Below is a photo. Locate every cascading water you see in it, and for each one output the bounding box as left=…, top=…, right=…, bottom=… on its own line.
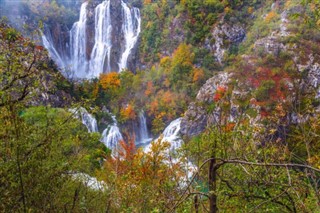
left=70, top=1, right=89, bottom=78
left=89, top=0, right=112, bottom=76
left=101, top=116, right=123, bottom=149
left=118, top=2, right=141, bottom=71
left=43, top=0, right=141, bottom=79
left=144, top=118, right=183, bottom=152
left=70, top=107, right=99, bottom=133
left=42, top=33, right=66, bottom=70
left=136, top=111, right=152, bottom=145
left=162, top=118, right=183, bottom=150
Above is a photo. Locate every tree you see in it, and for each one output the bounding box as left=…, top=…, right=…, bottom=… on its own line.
left=100, top=138, right=186, bottom=212
left=171, top=77, right=320, bottom=212
left=0, top=23, right=109, bottom=212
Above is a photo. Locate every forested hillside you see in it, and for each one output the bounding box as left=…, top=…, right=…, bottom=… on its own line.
left=1, top=0, right=320, bottom=212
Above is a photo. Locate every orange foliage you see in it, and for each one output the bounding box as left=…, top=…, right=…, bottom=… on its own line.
left=224, top=122, right=236, bottom=132
left=149, top=100, right=159, bottom=116
left=145, top=81, right=155, bottom=96
left=99, top=72, right=120, bottom=90
left=103, top=137, right=183, bottom=187
left=265, top=11, right=277, bottom=22
left=214, top=86, right=227, bottom=102
left=144, top=0, right=152, bottom=5
left=118, top=138, right=136, bottom=163
left=120, top=104, right=136, bottom=121
left=162, top=90, right=174, bottom=105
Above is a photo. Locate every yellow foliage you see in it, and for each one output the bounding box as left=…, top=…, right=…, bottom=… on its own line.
left=160, top=56, right=171, bottom=68
left=146, top=21, right=153, bottom=28
left=248, top=7, right=254, bottom=14
left=171, top=43, right=194, bottom=68
left=192, top=68, right=205, bottom=83
left=99, top=72, right=120, bottom=90
left=93, top=83, right=99, bottom=98
left=180, top=0, right=187, bottom=7
left=163, top=78, right=171, bottom=88
left=224, top=6, right=231, bottom=14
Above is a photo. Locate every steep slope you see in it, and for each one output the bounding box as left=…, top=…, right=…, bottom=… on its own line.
left=181, top=1, right=320, bottom=143
left=0, top=21, right=73, bottom=107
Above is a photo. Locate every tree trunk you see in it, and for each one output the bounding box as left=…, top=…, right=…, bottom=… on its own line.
left=194, top=194, right=199, bottom=213
left=209, top=157, right=217, bottom=213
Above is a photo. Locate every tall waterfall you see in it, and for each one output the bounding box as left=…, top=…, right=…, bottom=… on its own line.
left=101, top=116, right=123, bottom=149
left=118, top=2, right=141, bottom=71
left=89, top=0, right=113, bottom=76
left=43, top=0, right=141, bottom=79
left=70, top=1, right=89, bottom=78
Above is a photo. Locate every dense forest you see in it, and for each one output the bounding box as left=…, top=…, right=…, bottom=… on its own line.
left=1, top=0, right=320, bottom=212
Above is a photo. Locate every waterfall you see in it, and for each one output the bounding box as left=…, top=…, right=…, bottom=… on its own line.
left=89, top=0, right=112, bottom=76
left=162, top=118, right=183, bottom=150
left=101, top=116, right=123, bottom=149
left=144, top=118, right=183, bottom=152
left=42, top=0, right=141, bottom=79
left=70, top=107, right=99, bottom=133
left=72, top=172, right=106, bottom=190
left=136, top=111, right=152, bottom=145
left=42, top=33, right=66, bottom=70
left=70, top=1, right=89, bottom=78
left=118, top=2, right=141, bottom=71
left=81, top=110, right=99, bottom=133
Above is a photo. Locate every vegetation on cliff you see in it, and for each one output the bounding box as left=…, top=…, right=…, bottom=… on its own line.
left=1, top=0, right=320, bottom=212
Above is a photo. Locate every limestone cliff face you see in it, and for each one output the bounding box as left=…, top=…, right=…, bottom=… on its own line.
left=181, top=4, right=320, bottom=139
left=205, top=21, right=246, bottom=64
left=181, top=73, right=231, bottom=137
left=109, top=0, right=124, bottom=72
